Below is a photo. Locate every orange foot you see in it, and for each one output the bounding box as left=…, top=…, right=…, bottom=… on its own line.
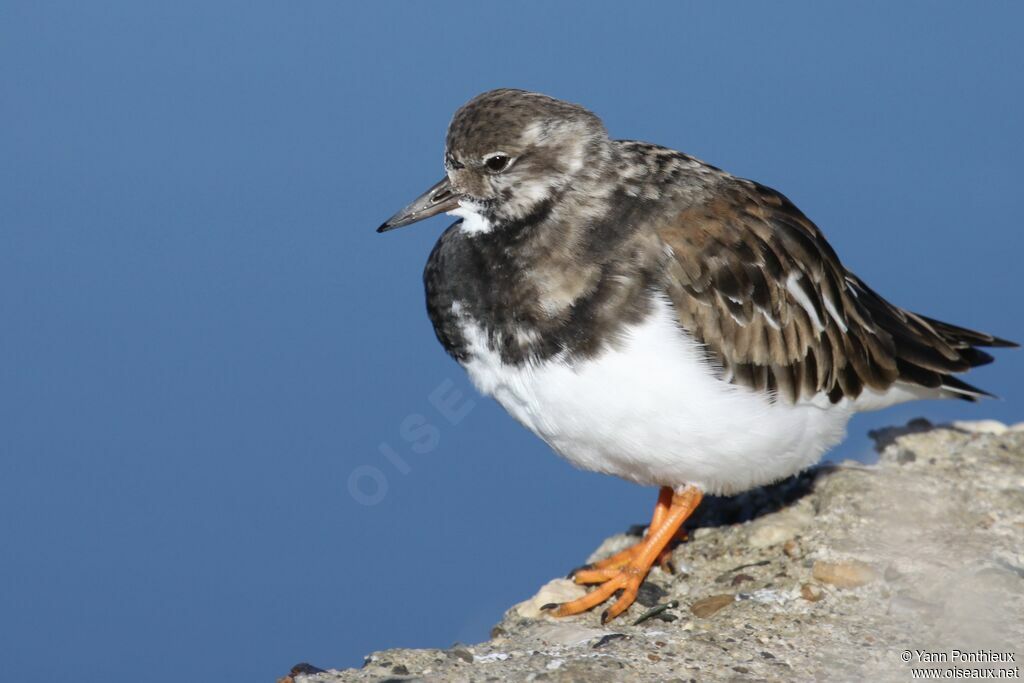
left=555, top=485, right=703, bottom=623
left=570, top=487, right=682, bottom=583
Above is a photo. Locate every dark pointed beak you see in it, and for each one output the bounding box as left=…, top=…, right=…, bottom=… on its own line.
left=376, top=177, right=461, bottom=233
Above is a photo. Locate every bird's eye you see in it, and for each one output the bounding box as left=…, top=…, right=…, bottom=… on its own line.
left=484, top=154, right=512, bottom=173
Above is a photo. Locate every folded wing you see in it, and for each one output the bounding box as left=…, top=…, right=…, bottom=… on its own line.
left=657, top=179, right=1015, bottom=404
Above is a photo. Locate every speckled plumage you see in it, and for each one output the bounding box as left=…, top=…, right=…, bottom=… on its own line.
left=419, top=90, right=1012, bottom=403
left=380, top=88, right=1015, bottom=493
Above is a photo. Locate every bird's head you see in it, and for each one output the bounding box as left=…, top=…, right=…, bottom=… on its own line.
left=378, top=89, right=611, bottom=234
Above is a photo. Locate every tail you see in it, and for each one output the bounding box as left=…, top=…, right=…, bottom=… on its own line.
left=850, top=277, right=1018, bottom=401
left=910, top=314, right=1017, bottom=400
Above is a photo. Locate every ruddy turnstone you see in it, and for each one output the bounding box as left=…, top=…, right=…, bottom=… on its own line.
left=376, top=89, right=1016, bottom=623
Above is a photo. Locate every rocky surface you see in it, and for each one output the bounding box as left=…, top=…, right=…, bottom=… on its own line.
left=288, top=420, right=1024, bottom=682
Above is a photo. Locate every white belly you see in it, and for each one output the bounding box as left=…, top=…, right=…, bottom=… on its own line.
left=456, top=296, right=859, bottom=495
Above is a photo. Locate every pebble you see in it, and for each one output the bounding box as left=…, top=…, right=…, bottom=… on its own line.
left=690, top=594, right=735, bottom=617
left=749, top=524, right=796, bottom=548
left=800, top=583, right=825, bottom=602
left=812, top=560, right=877, bottom=589
left=896, top=448, right=917, bottom=465
left=514, top=578, right=586, bottom=619
left=636, top=580, right=668, bottom=607
left=748, top=508, right=813, bottom=548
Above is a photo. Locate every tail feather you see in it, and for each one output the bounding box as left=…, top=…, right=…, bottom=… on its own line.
left=913, top=315, right=1015, bottom=402
left=938, top=374, right=997, bottom=402
left=917, top=314, right=1019, bottom=349
left=851, top=277, right=1016, bottom=402
left=957, top=347, right=996, bottom=368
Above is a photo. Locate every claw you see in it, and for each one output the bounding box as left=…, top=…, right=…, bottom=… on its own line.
left=550, top=486, right=704, bottom=624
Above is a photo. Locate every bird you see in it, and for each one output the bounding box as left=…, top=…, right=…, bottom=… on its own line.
left=376, top=89, right=1016, bottom=623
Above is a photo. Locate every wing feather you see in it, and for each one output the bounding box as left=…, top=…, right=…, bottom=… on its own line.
left=658, top=179, right=1011, bottom=403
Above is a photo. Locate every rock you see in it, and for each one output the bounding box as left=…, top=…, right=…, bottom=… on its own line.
left=812, top=560, right=878, bottom=589
left=748, top=524, right=793, bottom=548
left=513, top=578, right=586, bottom=619
left=888, top=593, right=942, bottom=618
left=525, top=622, right=609, bottom=647
left=896, top=448, right=917, bottom=464
left=949, top=419, right=1008, bottom=434
left=730, top=572, right=755, bottom=586
left=635, top=580, right=668, bottom=607
left=800, top=583, right=825, bottom=602
left=747, top=505, right=812, bottom=547
left=295, top=423, right=1024, bottom=682
left=689, top=594, right=735, bottom=617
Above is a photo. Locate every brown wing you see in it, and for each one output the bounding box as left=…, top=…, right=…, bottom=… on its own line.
left=657, top=179, right=1015, bottom=404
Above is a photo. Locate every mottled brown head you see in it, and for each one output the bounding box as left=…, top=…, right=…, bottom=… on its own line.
left=443, top=89, right=612, bottom=224
left=377, top=89, right=612, bottom=234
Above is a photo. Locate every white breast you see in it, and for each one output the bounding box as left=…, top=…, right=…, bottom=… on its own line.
left=456, top=296, right=859, bottom=495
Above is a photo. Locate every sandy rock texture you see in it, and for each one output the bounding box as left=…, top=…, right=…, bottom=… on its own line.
left=288, top=421, right=1024, bottom=682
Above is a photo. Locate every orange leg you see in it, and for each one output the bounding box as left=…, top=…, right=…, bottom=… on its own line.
left=571, top=486, right=688, bottom=584
left=555, top=486, right=703, bottom=623
left=583, top=487, right=673, bottom=571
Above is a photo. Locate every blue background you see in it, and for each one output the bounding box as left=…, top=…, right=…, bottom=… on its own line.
left=2, top=2, right=1021, bottom=681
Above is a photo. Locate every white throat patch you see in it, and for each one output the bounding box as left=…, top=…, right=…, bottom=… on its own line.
left=448, top=201, right=492, bottom=235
